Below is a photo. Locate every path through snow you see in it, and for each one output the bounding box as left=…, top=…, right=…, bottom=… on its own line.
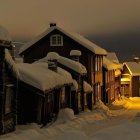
left=1, top=97, right=140, bottom=140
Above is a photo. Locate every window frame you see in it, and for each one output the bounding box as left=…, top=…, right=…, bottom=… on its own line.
left=50, top=34, right=63, bottom=46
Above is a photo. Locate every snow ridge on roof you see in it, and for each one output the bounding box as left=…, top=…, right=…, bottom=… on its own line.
left=103, top=57, right=122, bottom=70
left=124, top=62, right=140, bottom=76
left=36, top=53, right=87, bottom=75
left=19, top=26, right=107, bottom=55
left=58, top=56, right=87, bottom=75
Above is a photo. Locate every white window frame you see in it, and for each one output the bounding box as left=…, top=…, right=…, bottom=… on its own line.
left=50, top=34, right=63, bottom=46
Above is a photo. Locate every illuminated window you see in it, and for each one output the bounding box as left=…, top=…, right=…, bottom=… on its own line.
left=50, top=35, right=63, bottom=46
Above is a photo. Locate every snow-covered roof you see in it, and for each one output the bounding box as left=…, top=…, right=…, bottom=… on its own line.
left=84, top=81, right=92, bottom=93
left=58, top=56, right=87, bottom=75
left=0, top=25, right=12, bottom=43
left=103, top=57, right=122, bottom=70
left=71, top=79, right=78, bottom=91
left=36, top=53, right=87, bottom=75
left=19, top=26, right=107, bottom=55
left=17, top=63, right=73, bottom=92
left=106, top=52, right=120, bottom=64
left=35, top=62, right=73, bottom=83
left=124, top=62, right=140, bottom=76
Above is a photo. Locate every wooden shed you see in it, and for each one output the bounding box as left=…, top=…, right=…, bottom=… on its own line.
left=16, top=62, right=73, bottom=125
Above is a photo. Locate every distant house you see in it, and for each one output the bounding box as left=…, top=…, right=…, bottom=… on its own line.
left=102, top=54, right=122, bottom=104
left=16, top=61, right=73, bottom=125
left=38, top=52, right=92, bottom=112
left=19, top=23, right=107, bottom=104
left=0, top=26, right=17, bottom=135
left=121, top=62, right=140, bottom=97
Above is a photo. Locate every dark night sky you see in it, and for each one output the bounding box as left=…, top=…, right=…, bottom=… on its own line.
left=1, top=0, right=140, bottom=62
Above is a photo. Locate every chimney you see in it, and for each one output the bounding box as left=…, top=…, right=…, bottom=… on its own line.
left=46, top=52, right=60, bottom=72
left=133, top=57, right=139, bottom=63
left=70, top=50, right=82, bottom=62
left=50, top=23, right=56, bottom=27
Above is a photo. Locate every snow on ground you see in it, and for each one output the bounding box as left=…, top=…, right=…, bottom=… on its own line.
left=112, top=96, right=140, bottom=109
left=1, top=97, right=140, bottom=140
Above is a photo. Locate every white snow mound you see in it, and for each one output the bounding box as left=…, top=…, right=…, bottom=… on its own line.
left=93, top=100, right=114, bottom=116
left=70, top=50, right=82, bottom=56
left=46, top=52, right=60, bottom=60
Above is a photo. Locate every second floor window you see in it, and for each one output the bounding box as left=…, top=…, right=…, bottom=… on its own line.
left=50, top=34, right=63, bottom=46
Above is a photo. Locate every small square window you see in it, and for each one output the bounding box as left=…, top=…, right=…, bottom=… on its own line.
left=50, top=35, right=63, bottom=46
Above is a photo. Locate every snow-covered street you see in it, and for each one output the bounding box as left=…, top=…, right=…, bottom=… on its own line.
left=1, top=97, right=140, bottom=140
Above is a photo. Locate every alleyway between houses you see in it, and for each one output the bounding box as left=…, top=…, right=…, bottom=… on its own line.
left=1, top=97, right=140, bottom=140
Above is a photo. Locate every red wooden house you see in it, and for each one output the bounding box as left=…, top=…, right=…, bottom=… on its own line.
left=102, top=53, right=122, bottom=104
left=121, top=62, right=140, bottom=97
left=19, top=23, right=107, bottom=105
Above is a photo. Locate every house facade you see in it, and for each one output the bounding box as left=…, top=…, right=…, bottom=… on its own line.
left=19, top=23, right=107, bottom=104
left=102, top=55, right=122, bottom=104
left=17, top=62, right=73, bottom=125
left=121, top=62, right=140, bottom=97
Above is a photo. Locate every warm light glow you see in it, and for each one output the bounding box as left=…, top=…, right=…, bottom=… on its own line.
left=113, top=97, right=140, bottom=110
left=115, top=70, right=121, bottom=77
left=121, top=78, right=130, bottom=82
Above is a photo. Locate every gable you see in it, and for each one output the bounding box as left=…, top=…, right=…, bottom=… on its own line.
left=124, top=62, right=140, bottom=76
left=22, top=29, right=95, bottom=63
left=19, top=26, right=107, bottom=56
left=122, top=64, right=132, bottom=75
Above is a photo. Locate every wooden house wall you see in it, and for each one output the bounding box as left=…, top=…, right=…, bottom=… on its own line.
left=132, top=76, right=140, bottom=97
left=102, top=68, right=116, bottom=104
left=57, top=63, right=83, bottom=111
left=17, top=80, right=74, bottom=125
left=115, top=76, right=121, bottom=99
left=122, top=64, right=131, bottom=75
